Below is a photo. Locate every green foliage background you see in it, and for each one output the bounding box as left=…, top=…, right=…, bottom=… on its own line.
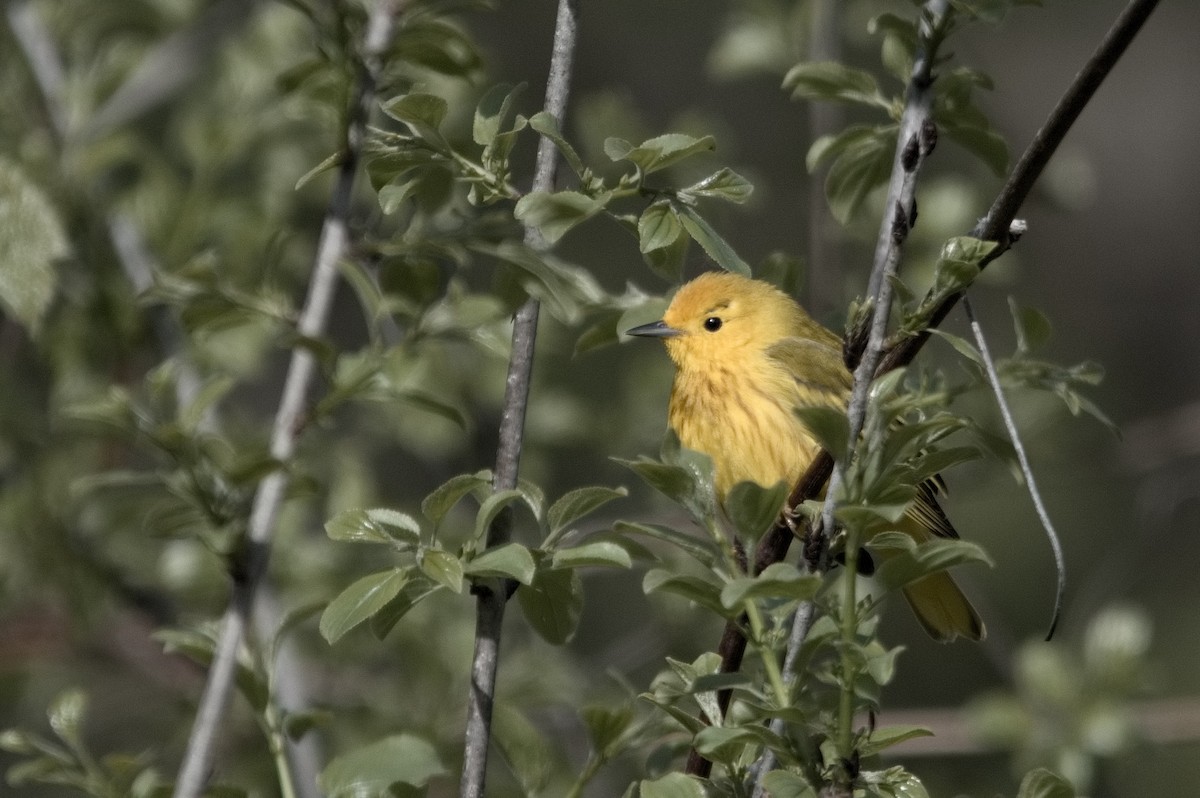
left=1, top=0, right=1197, bottom=795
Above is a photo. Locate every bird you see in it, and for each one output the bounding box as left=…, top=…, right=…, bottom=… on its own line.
left=626, top=270, right=984, bottom=642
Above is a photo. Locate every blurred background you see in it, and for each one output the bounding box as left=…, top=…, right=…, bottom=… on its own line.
left=1, top=0, right=1197, bottom=795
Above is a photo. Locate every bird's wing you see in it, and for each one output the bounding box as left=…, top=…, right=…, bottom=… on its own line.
left=765, top=336, right=852, bottom=408
left=907, top=481, right=960, bottom=540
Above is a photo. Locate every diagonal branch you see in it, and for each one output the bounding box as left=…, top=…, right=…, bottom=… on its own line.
left=171, top=3, right=403, bottom=796
left=459, top=2, right=578, bottom=796
left=691, top=0, right=1161, bottom=779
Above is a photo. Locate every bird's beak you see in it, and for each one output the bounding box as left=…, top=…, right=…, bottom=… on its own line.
left=625, top=320, right=683, bottom=339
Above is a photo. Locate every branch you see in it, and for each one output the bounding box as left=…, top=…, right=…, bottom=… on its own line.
left=963, top=296, right=1065, bottom=640
left=171, top=3, right=402, bottom=796
left=691, top=0, right=1161, bottom=778
left=459, top=2, right=578, bottom=796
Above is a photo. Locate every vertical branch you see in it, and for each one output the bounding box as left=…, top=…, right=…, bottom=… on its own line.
left=171, top=3, right=402, bottom=796
left=459, top=2, right=578, bottom=797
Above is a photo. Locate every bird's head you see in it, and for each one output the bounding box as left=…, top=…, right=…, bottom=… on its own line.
left=626, top=271, right=810, bottom=369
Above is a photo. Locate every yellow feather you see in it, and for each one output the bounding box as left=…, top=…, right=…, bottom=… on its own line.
left=634, top=271, right=984, bottom=642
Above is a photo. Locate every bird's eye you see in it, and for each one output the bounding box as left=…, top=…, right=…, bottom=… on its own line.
left=703, top=316, right=723, bottom=332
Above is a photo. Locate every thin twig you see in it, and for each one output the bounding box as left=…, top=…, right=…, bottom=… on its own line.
left=963, top=296, right=1065, bottom=640
left=171, top=3, right=402, bottom=795
left=459, top=2, right=578, bottom=796
left=695, top=0, right=1161, bottom=780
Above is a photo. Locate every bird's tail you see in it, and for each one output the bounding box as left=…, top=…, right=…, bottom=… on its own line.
left=901, top=571, right=986, bottom=642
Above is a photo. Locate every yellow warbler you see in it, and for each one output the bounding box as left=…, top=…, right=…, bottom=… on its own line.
left=628, top=271, right=984, bottom=642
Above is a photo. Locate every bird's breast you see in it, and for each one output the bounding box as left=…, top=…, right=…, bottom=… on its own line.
left=667, top=360, right=819, bottom=499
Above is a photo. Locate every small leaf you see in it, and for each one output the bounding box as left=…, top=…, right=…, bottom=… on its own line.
left=529, top=111, right=588, bottom=177
left=783, top=61, right=889, bottom=110
left=639, top=772, right=707, bottom=798
left=325, top=508, right=420, bottom=546
left=551, top=540, right=633, bottom=570
left=725, top=480, right=788, bottom=543
left=0, top=158, right=68, bottom=335
left=582, top=705, right=634, bottom=754
left=318, top=734, right=446, bottom=796
left=422, top=471, right=491, bottom=526
left=1010, top=297, right=1053, bottom=354
left=48, top=690, right=87, bottom=749
left=319, top=569, right=407, bottom=644
left=295, top=151, right=343, bottom=190
left=794, top=406, right=850, bottom=464
left=720, top=562, right=822, bottom=608
left=611, top=520, right=717, bottom=565
left=464, top=542, right=537, bottom=584
left=420, top=548, right=464, bottom=593
left=638, top=200, right=683, bottom=253
left=473, top=489, right=526, bottom=545
left=676, top=204, right=751, bottom=275
left=761, top=770, right=818, bottom=798
left=493, top=704, right=553, bottom=793
left=823, top=125, right=896, bottom=224
left=680, top=167, right=754, bottom=204
left=473, top=82, right=524, bottom=146
left=518, top=564, right=583, bottom=644
left=548, top=485, right=628, bottom=535
left=643, top=569, right=730, bottom=617
left=381, top=93, right=448, bottom=144
left=860, top=724, right=934, bottom=757
left=514, top=190, right=608, bottom=245
left=1017, top=768, right=1077, bottom=798
left=873, top=538, right=993, bottom=593
left=369, top=579, right=439, bottom=640
left=605, top=133, right=716, bottom=174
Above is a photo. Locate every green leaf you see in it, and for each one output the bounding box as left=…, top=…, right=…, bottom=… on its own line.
left=872, top=537, right=993, bottom=593
left=806, top=124, right=881, bottom=172
left=643, top=223, right=691, bottom=282
left=680, top=167, right=754, bottom=204
left=369, top=579, right=440, bottom=640
left=0, top=158, right=67, bottom=336
left=1017, top=768, right=1077, bottom=798
left=1010, top=297, right=1053, bottom=354
left=582, top=705, right=634, bottom=754
left=638, top=200, right=683, bottom=253
left=473, top=489, right=526, bottom=545
left=422, top=471, right=491, bottom=526
left=611, top=520, right=717, bottom=565
left=860, top=724, right=934, bottom=757
left=529, top=111, right=588, bottom=178
left=518, top=564, right=583, bottom=644
left=318, top=734, right=446, bottom=796
left=720, top=562, right=821, bottom=608
left=319, top=569, right=407, bottom=644
left=794, top=406, right=850, bottom=464
left=493, top=704, right=553, bottom=794
left=823, top=125, right=896, bottom=224
left=761, top=770, right=818, bottom=798
left=639, top=772, right=707, bottom=798
left=725, top=479, right=788, bottom=543
left=614, top=458, right=695, bottom=508
left=551, top=540, right=632, bottom=570
left=381, top=93, right=448, bottom=145
left=605, top=133, right=716, bottom=174
left=481, top=241, right=607, bottom=323
left=514, top=190, right=609, bottom=245
left=676, top=204, right=751, bottom=275
left=942, top=119, right=1010, bottom=176
left=295, top=151, right=343, bottom=191
left=783, top=61, right=890, bottom=110
left=464, top=542, right=536, bottom=584
left=643, top=569, right=730, bottom=617
left=548, top=485, right=628, bottom=536
left=420, top=548, right=464, bottom=593
left=474, top=82, right=524, bottom=146
left=48, top=689, right=86, bottom=750
left=325, top=508, right=420, bottom=546
left=692, top=726, right=759, bottom=764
